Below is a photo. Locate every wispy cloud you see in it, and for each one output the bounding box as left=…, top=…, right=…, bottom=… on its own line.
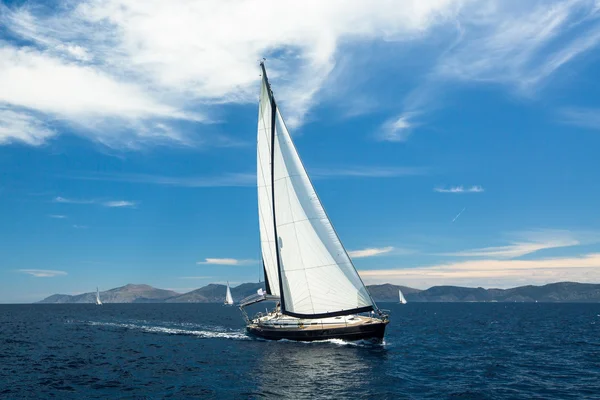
left=435, top=1, right=600, bottom=91
left=0, top=0, right=466, bottom=147
left=63, top=166, right=428, bottom=188
left=197, top=258, right=255, bottom=266
left=102, top=200, right=137, bottom=208
left=378, top=113, right=415, bottom=142
left=65, top=172, right=256, bottom=188
left=54, top=196, right=137, bottom=207
left=311, top=166, right=429, bottom=178
left=0, top=108, right=55, bottom=145
left=349, top=246, right=395, bottom=259
left=434, top=186, right=484, bottom=193
left=48, top=214, right=67, bottom=219
left=18, top=269, right=67, bottom=277
left=440, top=229, right=586, bottom=259
left=360, top=253, right=600, bottom=289
left=560, top=107, right=600, bottom=130
left=72, top=224, right=88, bottom=229
left=54, top=196, right=95, bottom=204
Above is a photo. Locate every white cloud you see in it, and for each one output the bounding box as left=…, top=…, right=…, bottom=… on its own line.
left=441, top=229, right=587, bottom=258
left=561, top=107, right=600, bottom=130
left=102, top=200, right=136, bottom=208
left=48, top=214, right=67, bottom=219
left=18, top=269, right=67, bottom=277
left=378, top=113, right=415, bottom=142
left=434, top=185, right=484, bottom=193
left=72, top=224, right=88, bottom=229
left=0, top=108, right=55, bottom=145
left=2, top=1, right=598, bottom=148
left=349, top=246, right=394, bottom=258
left=54, top=196, right=136, bottom=207
left=0, top=0, right=465, bottom=147
left=197, top=258, right=255, bottom=266
left=360, top=253, right=600, bottom=289
left=435, top=1, right=600, bottom=91
left=54, top=196, right=95, bottom=204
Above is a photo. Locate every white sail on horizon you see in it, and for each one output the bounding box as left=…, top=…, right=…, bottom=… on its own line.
left=257, top=65, right=374, bottom=318
left=95, top=287, right=102, bottom=305
left=224, top=282, right=234, bottom=305
left=399, top=289, right=407, bottom=304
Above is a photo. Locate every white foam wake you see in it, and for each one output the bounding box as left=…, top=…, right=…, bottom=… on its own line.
left=86, top=321, right=250, bottom=340
left=278, top=338, right=387, bottom=347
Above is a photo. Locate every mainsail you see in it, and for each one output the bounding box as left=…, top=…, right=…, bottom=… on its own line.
left=95, top=287, right=102, bottom=305
left=399, top=289, right=407, bottom=304
left=257, top=63, right=374, bottom=318
left=225, top=282, right=234, bottom=305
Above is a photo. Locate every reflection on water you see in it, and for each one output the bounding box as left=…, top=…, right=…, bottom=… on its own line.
left=253, top=340, right=388, bottom=398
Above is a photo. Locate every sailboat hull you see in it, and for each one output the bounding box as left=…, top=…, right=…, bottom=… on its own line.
left=246, top=320, right=388, bottom=342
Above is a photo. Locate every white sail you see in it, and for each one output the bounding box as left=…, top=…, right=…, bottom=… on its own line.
left=399, top=289, right=407, bottom=304
left=258, top=64, right=373, bottom=318
left=257, top=76, right=280, bottom=297
left=225, top=282, right=234, bottom=305
left=95, top=287, right=102, bottom=305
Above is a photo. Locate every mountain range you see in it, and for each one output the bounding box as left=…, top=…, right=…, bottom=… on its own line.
left=38, top=281, right=600, bottom=304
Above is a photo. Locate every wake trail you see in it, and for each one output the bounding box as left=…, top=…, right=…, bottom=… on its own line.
left=85, top=320, right=250, bottom=341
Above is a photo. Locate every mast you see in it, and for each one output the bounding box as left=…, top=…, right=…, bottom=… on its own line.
left=260, top=61, right=286, bottom=312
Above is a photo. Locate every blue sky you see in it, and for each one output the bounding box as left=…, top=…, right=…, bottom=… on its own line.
left=1, top=0, right=600, bottom=303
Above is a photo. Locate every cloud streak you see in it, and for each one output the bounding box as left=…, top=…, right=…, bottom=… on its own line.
left=18, top=269, right=67, bottom=277
left=349, top=246, right=394, bottom=259
left=54, top=196, right=136, bottom=207
left=197, top=258, right=255, bottom=266
left=102, top=200, right=137, bottom=208
left=378, top=113, right=415, bottom=142
left=560, top=107, right=600, bottom=130
left=441, top=229, right=589, bottom=259
left=359, top=253, right=600, bottom=289
left=434, top=186, right=484, bottom=193
left=64, top=165, right=428, bottom=188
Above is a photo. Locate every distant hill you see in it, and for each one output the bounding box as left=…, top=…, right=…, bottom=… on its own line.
left=165, top=283, right=266, bottom=303
left=404, top=282, right=600, bottom=303
left=366, top=284, right=422, bottom=302
left=38, top=281, right=600, bottom=304
left=38, top=284, right=181, bottom=304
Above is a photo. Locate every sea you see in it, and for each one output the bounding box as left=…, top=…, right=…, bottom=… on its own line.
left=1, top=303, right=599, bottom=399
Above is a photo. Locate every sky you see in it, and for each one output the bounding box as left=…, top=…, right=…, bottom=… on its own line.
left=1, top=0, right=600, bottom=303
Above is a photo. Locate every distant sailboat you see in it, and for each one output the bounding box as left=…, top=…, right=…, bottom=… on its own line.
left=238, top=61, right=389, bottom=342
left=95, top=287, right=102, bottom=306
left=399, top=289, right=407, bottom=304
left=224, top=282, right=234, bottom=306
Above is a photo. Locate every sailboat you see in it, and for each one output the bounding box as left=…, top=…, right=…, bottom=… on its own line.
left=238, top=62, right=389, bottom=342
left=399, top=289, right=407, bottom=304
left=224, top=282, right=234, bottom=306
left=95, top=287, right=102, bottom=306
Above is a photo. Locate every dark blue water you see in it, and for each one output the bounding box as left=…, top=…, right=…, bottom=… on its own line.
left=1, top=303, right=599, bottom=399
